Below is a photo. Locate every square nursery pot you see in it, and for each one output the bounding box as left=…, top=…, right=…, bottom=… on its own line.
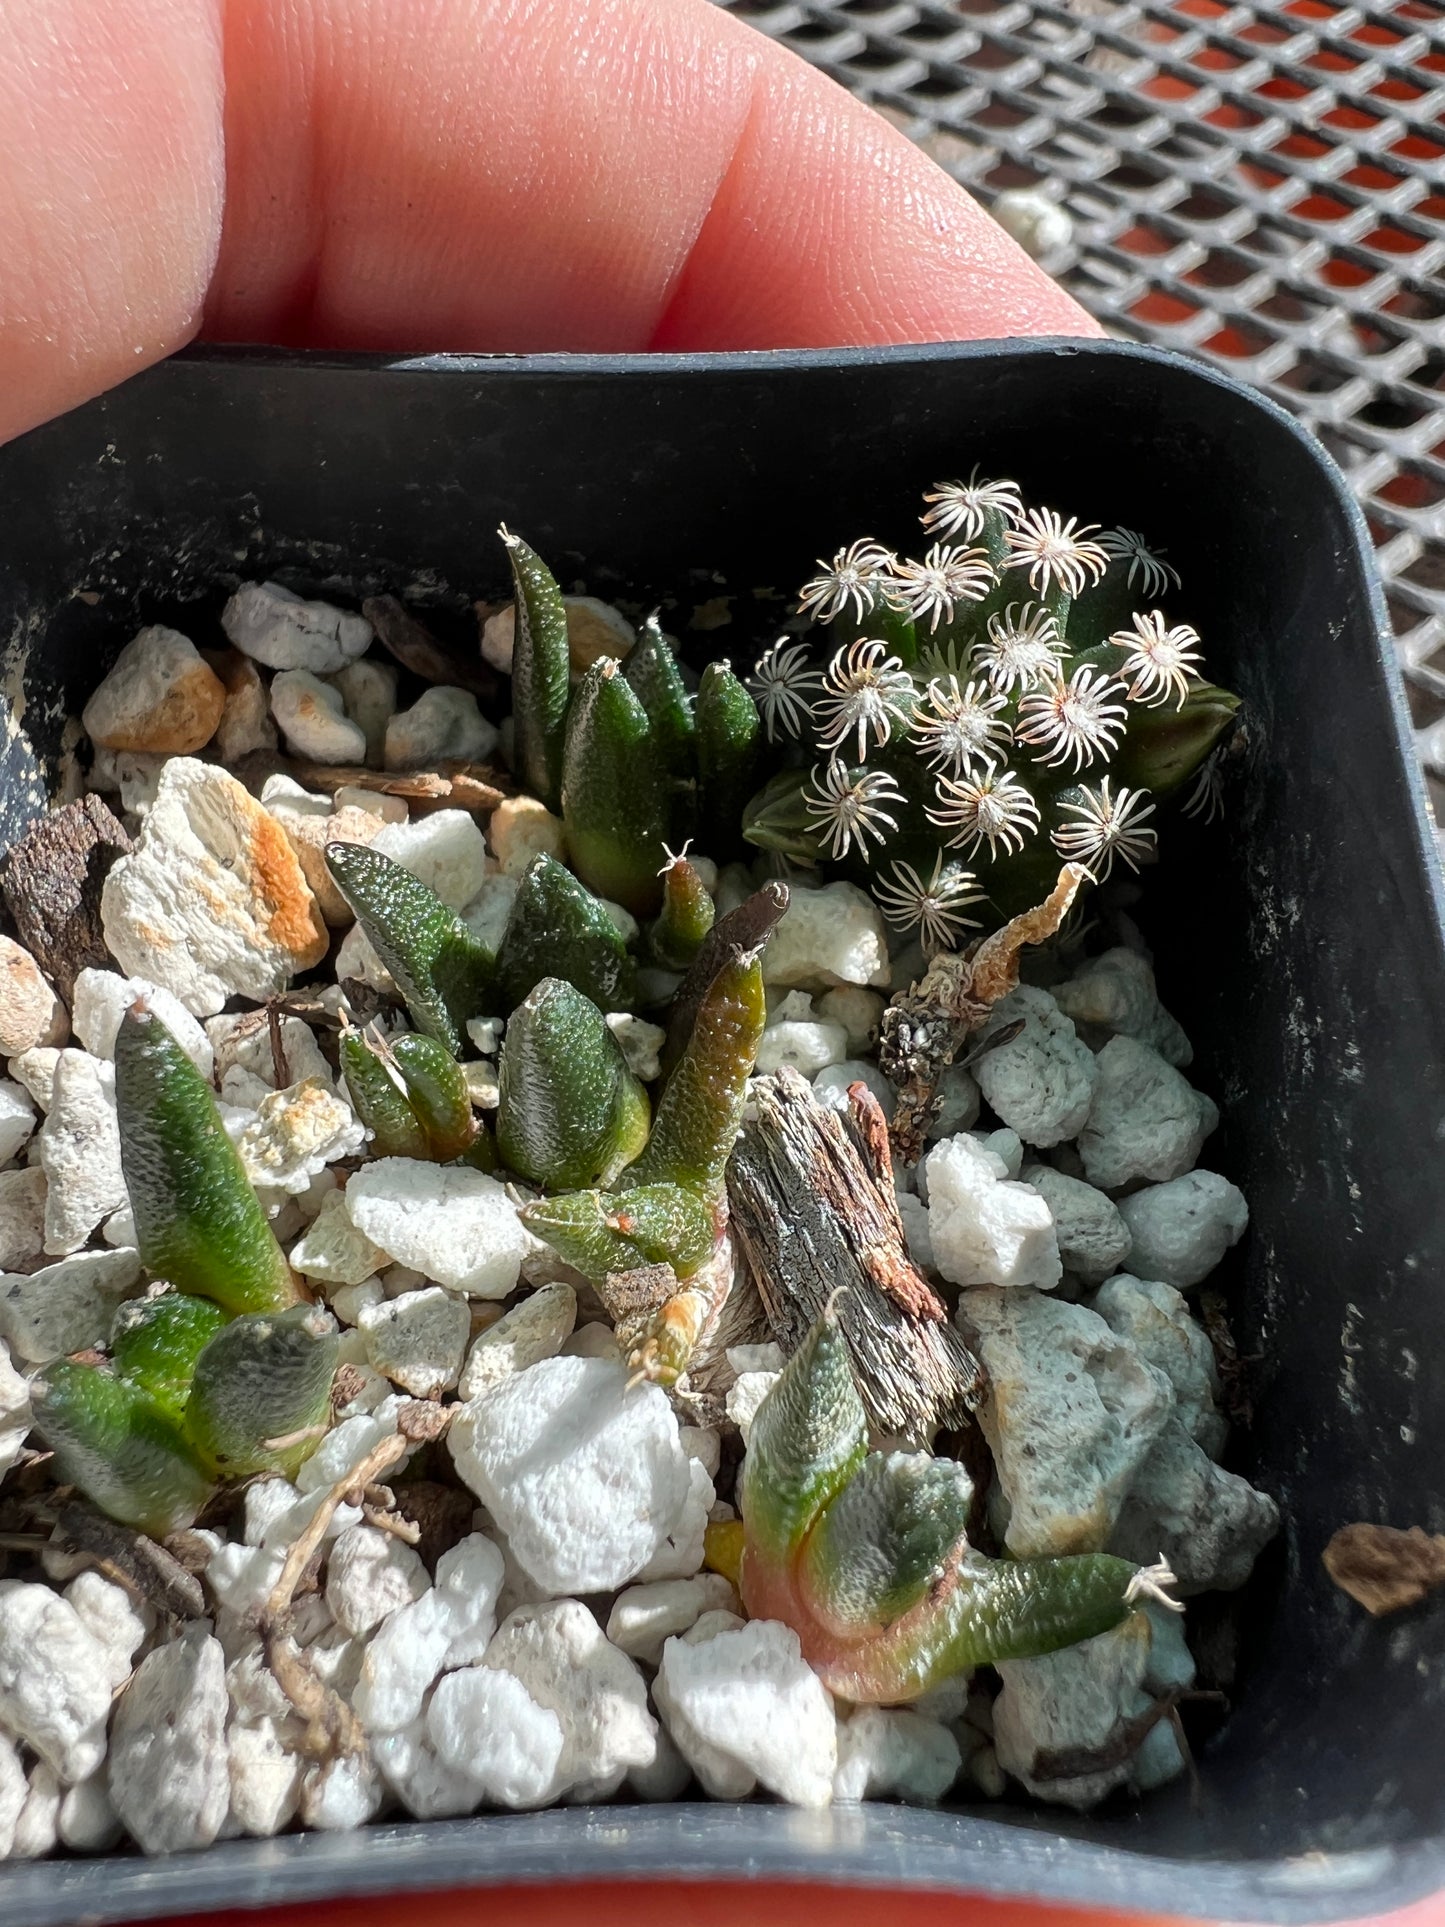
left=0, top=339, right=1441, bottom=1926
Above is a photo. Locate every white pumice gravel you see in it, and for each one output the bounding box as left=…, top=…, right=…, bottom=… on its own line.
left=80, top=626, right=226, bottom=757
left=457, top=1282, right=577, bottom=1399
left=0, top=1340, right=33, bottom=1475
left=754, top=1017, right=849, bottom=1078
left=34, top=1050, right=125, bottom=1254
left=0, top=1583, right=117, bottom=1782
left=1077, top=1036, right=1217, bottom=1192
left=1021, top=1162, right=1133, bottom=1284
left=0, top=1080, right=35, bottom=1168
left=426, top=1664, right=564, bottom=1810
left=811, top=1057, right=894, bottom=1113
left=270, top=669, right=370, bottom=764
left=724, top=1369, right=779, bottom=1445
left=0, top=1248, right=143, bottom=1365
left=332, top=658, right=398, bottom=764
left=761, top=881, right=891, bottom=990
left=0, top=1168, right=47, bottom=1273
left=371, top=809, right=491, bottom=909
left=606, top=1576, right=742, bottom=1667
left=356, top=1286, right=470, bottom=1397
left=973, top=986, right=1098, bottom=1147
left=236, top=1079, right=366, bottom=1193
left=289, top=1188, right=390, bottom=1285
left=222, top=582, right=373, bottom=674
left=925, top=1061, right=982, bottom=1140
left=0, top=938, right=68, bottom=1057
left=71, top=968, right=213, bottom=1076
left=353, top=1534, right=506, bottom=1734
left=1115, top=1170, right=1249, bottom=1291
left=480, top=1599, right=658, bottom=1801
left=604, top=1012, right=665, bottom=1080
left=815, top=984, right=884, bottom=1054
left=834, top=1706, right=962, bottom=1805
left=101, top=758, right=328, bottom=1015
left=487, top=796, right=566, bottom=877
left=344, top=1160, right=533, bottom=1297
left=1109, top=1418, right=1279, bottom=1594
left=1054, top=947, right=1192, bottom=1067
left=1091, top=1273, right=1227, bottom=1456
left=961, top=1286, right=1173, bottom=1556
left=212, top=652, right=278, bottom=764
left=384, top=687, right=498, bottom=770
left=325, top=1525, right=430, bottom=1636
left=654, top=1618, right=837, bottom=1808
left=926, top=1133, right=1061, bottom=1292
left=449, top=1356, right=692, bottom=1593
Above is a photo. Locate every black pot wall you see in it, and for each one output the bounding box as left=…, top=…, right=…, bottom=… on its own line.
left=0, top=340, right=1440, bottom=1926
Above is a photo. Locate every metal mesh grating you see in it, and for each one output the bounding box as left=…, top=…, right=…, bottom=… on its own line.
left=717, top=0, right=1445, bottom=835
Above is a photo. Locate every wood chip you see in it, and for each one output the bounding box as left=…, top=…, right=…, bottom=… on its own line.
left=726, top=1067, right=984, bottom=1438
left=288, top=761, right=512, bottom=817
left=362, top=595, right=498, bottom=701
left=1323, top=1523, right=1445, bottom=1616
left=2, top=793, right=132, bottom=1000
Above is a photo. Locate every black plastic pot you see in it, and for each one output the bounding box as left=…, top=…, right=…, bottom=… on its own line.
left=0, top=339, right=1440, bottom=1927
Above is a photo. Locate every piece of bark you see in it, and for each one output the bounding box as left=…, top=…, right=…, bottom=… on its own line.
left=1323, top=1523, right=1445, bottom=1616
left=52, top=1502, right=206, bottom=1622
left=288, top=761, right=512, bottom=816
left=726, top=1067, right=984, bottom=1438
left=2, top=794, right=132, bottom=1000
left=362, top=595, right=498, bottom=702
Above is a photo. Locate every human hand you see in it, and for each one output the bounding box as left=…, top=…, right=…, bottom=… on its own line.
left=0, top=0, right=1098, bottom=446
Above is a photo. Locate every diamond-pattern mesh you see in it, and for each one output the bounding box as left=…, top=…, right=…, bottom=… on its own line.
left=717, top=0, right=1445, bottom=832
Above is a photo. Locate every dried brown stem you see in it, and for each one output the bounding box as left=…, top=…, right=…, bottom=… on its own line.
left=880, top=863, right=1086, bottom=1165
left=288, top=761, right=511, bottom=817
left=52, top=1503, right=206, bottom=1620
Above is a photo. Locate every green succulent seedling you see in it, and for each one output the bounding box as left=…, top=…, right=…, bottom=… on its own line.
left=740, top=1304, right=1179, bottom=1704
left=185, top=1305, right=340, bottom=1480
left=518, top=902, right=770, bottom=1283
left=341, top=1026, right=491, bottom=1164
left=115, top=1006, right=297, bottom=1316
left=30, top=1007, right=343, bottom=1536
left=496, top=977, right=650, bottom=1190
left=646, top=847, right=715, bottom=973
left=495, top=853, right=637, bottom=1013
left=502, top=532, right=764, bottom=916
left=325, top=841, right=496, bottom=1056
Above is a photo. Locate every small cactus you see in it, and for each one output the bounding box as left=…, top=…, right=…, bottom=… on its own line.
left=741, top=478, right=1240, bottom=953
left=740, top=1303, right=1179, bottom=1703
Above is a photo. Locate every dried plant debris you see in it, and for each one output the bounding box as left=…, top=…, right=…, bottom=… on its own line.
left=728, top=1069, right=983, bottom=1438
left=1324, top=1524, right=1445, bottom=1617
left=0, top=484, right=1273, bottom=1854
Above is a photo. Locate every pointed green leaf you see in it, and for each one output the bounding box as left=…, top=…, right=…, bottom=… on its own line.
left=110, top=1291, right=226, bottom=1422
left=646, top=850, right=715, bottom=972
left=799, top=1449, right=973, bottom=1636
left=340, top=1030, right=432, bottom=1160
left=561, top=660, right=669, bottom=916
left=695, top=660, right=762, bottom=854
left=326, top=841, right=495, bottom=1055
left=1113, top=682, right=1240, bottom=796
left=502, top=526, right=571, bottom=810
left=623, top=615, right=694, bottom=779
left=495, top=853, right=637, bottom=1014
left=740, top=1311, right=868, bottom=1570
left=519, top=1179, right=716, bottom=1283
left=115, top=1007, right=296, bottom=1317
left=496, top=977, right=650, bottom=1190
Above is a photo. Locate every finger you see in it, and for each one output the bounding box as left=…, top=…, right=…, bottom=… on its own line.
left=0, top=0, right=1097, bottom=448
left=206, top=0, right=1096, bottom=351
left=0, top=0, right=224, bottom=444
